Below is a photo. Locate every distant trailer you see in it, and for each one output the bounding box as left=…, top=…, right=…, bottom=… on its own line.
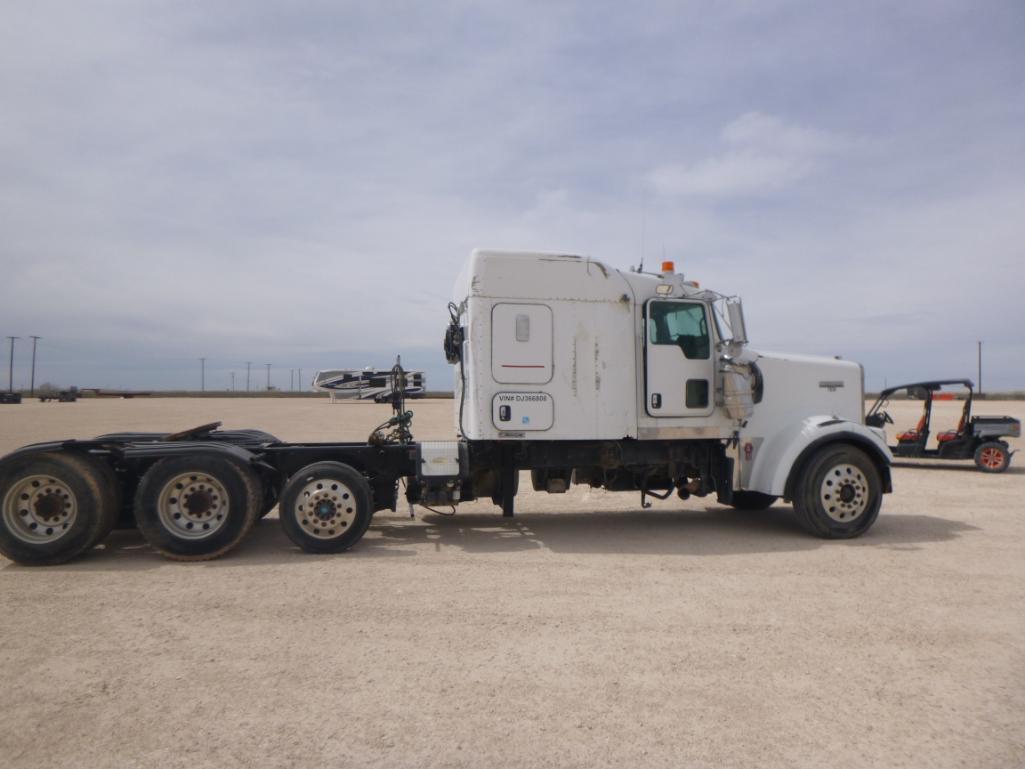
left=312, top=368, right=426, bottom=403
left=39, top=390, right=78, bottom=403
left=79, top=389, right=152, bottom=398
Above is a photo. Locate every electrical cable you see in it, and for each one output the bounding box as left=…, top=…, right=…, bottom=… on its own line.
left=420, top=504, right=457, bottom=516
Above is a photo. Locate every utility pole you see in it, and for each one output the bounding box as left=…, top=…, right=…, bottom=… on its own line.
left=265, top=363, right=272, bottom=391
left=230, top=371, right=236, bottom=392
left=977, top=340, right=982, bottom=397
left=200, top=357, right=206, bottom=392
left=5, top=336, right=17, bottom=393
left=298, top=368, right=303, bottom=392
left=246, top=362, right=252, bottom=392
left=290, top=368, right=295, bottom=391
left=29, top=336, right=41, bottom=397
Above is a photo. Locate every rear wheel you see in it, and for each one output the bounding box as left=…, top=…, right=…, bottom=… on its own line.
left=729, top=491, right=778, bottom=510
left=974, top=442, right=1010, bottom=473
left=0, top=452, right=118, bottom=565
left=133, top=453, right=262, bottom=561
left=278, top=462, right=372, bottom=554
left=792, top=445, right=882, bottom=539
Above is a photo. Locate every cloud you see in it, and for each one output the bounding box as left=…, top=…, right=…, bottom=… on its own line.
left=647, top=112, right=853, bottom=198
left=1, top=1, right=1024, bottom=391
left=647, top=149, right=814, bottom=197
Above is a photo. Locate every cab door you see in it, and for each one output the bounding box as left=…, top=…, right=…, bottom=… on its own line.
left=644, top=299, right=715, bottom=417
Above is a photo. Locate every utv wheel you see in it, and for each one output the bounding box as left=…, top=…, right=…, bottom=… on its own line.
left=729, top=491, right=778, bottom=511
left=134, top=453, right=262, bottom=561
left=974, top=442, right=1010, bottom=473
left=278, top=462, right=372, bottom=554
left=792, top=444, right=882, bottom=539
left=0, top=452, right=119, bottom=566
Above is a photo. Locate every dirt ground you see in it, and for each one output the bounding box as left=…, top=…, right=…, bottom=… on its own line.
left=1, top=397, right=1023, bottom=769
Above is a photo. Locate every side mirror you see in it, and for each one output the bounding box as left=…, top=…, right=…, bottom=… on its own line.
left=726, top=299, right=748, bottom=345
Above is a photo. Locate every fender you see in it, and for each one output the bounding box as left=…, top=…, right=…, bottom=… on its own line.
left=746, top=416, right=893, bottom=498
left=0, top=440, right=91, bottom=467
left=115, top=440, right=259, bottom=466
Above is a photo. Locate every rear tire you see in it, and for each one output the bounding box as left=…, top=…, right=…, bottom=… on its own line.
left=0, top=452, right=118, bottom=566
left=278, top=462, right=372, bottom=554
left=133, top=453, right=262, bottom=561
left=729, top=491, right=778, bottom=511
left=974, top=441, right=1010, bottom=473
left=792, top=444, right=882, bottom=539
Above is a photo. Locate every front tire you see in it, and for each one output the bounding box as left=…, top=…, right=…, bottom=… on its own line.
left=792, top=444, right=882, bottom=539
left=278, top=462, right=372, bottom=554
left=133, top=453, right=262, bottom=561
left=0, top=452, right=119, bottom=566
left=974, top=442, right=1010, bottom=473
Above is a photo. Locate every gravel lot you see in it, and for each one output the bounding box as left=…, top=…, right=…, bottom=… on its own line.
left=1, top=397, right=1023, bottom=769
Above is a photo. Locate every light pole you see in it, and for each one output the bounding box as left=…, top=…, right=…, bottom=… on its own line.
left=246, top=361, right=252, bottom=392
left=298, top=368, right=303, bottom=392
left=200, top=357, right=206, bottom=392
left=6, top=336, right=18, bottom=393
left=5, top=336, right=17, bottom=393
left=265, top=363, right=271, bottom=391
left=977, top=340, right=983, bottom=397
left=230, top=371, right=236, bottom=392
left=29, top=335, right=41, bottom=397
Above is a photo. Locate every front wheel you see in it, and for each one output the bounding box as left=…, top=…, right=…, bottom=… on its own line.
left=278, top=462, right=373, bottom=554
left=975, top=442, right=1010, bottom=473
left=792, top=444, right=882, bottom=539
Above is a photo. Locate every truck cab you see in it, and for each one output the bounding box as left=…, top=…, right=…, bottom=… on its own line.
left=445, top=250, right=891, bottom=537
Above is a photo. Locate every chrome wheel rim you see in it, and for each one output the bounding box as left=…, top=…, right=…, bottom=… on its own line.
left=293, top=478, right=356, bottom=540
left=2, top=474, right=77, bottom=544
left=820, top=463, right=869, bottom=523
left=157, top=472, right=230, bottom=540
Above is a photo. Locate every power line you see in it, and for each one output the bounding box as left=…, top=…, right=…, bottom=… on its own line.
left=29, top=336, right=41, bottom=397
left=977, top=340, right=983, bottom=397
left=6, top=336, right=18, bottom=394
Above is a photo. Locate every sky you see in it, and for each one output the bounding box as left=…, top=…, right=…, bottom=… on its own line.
left=1, top=0, right=1023, bottom=393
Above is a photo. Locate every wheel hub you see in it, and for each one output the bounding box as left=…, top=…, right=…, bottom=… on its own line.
left=819, top=463, right=869, bottom=523
left=2, top=475, right=77, bottom=544
left=294, top=480, right=356, bottom=540
left=980, top=447, right=1004, bottom=469
left=156, top=472, right=230, bottom=540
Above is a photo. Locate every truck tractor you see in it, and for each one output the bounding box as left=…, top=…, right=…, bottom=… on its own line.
left=0, top=250, right=892, bottom=566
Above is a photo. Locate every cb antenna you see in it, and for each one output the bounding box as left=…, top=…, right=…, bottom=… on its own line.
left=637, top=199, right=646, bottom=273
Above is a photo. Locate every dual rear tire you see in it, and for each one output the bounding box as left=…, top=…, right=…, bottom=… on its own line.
left=0, top=452, right=120, bottom=566
left=133, top=453, right=263, bottom=561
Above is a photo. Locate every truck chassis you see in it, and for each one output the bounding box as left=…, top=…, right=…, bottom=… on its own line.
left=0, top=394, right=888, bottom=566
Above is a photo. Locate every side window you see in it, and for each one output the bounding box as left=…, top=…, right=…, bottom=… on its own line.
left=648, top=302, right=710, bottom=359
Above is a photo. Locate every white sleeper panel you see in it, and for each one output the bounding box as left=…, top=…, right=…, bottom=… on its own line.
left=491, top=303, right=553, bottom=384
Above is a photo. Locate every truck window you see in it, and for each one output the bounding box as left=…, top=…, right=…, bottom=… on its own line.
left=648, top=302, right=710, bottom=359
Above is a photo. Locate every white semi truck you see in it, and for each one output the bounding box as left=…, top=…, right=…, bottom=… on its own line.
left=0, top=250, right=891, bottom=566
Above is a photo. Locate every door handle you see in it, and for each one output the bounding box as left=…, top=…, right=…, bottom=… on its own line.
left=651, top=393, right=662, bottom=409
